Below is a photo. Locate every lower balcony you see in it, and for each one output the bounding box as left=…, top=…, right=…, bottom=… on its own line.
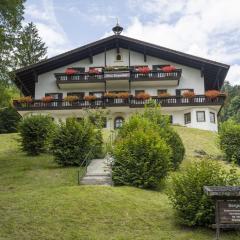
left=13, top=95, right=225, bottom=111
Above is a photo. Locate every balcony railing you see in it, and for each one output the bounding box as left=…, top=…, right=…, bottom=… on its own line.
left=13, top=95, right=225, bottom=111
left=55, top=69, right=182, bottom=83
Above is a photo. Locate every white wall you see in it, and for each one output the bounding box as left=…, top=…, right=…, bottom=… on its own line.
left=35, top=48, right=204, bottom=98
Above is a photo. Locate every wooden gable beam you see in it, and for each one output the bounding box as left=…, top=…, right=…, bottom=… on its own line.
left=144, top=47, right=147, bottom=62
left=116, top=39, right=120, bottom=53
left=88, top=49, right=93, bottom=63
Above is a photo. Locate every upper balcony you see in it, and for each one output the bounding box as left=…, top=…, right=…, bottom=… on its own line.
left=55, top=67, right=182, bottom=90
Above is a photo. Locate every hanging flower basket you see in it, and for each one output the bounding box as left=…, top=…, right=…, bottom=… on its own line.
left=161, top=65, right=176, bottom=73
left=65, top=68, right=78, bottom=75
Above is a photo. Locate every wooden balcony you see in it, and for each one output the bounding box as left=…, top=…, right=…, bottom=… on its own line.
left=55, top=69, right=182, bottom=89
left=13, top=95, right=225, bottom=111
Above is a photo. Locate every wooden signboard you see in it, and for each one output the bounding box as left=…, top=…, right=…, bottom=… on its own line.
left=204, top=186, right=240, bottom=240
left=218, top=200, right=240, bottom=224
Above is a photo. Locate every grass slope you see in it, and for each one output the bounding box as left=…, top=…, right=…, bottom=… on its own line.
left=0, top=129, right=239, bottom=240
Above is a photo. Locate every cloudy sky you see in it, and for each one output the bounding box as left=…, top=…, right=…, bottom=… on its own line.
left=24, top=0, right=240, bottom=85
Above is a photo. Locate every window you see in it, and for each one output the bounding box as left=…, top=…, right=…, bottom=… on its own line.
left=210, top=112, right=216, bottom=123
left=176, top=89, right=194, bottom=96
left=45, top=93, right=62, bottom=100
left=135, top=90, right=145, bottom=95
left=184, top=113, right=191, bottom=124
left=158, top=89, right=167, bottom=96
left=114, top=117, right=124, bottom=129
left=196, top=111, right=206, bottom=122
left=116, top=54, right=122, bottom=61
left=67, top=92, right=85, bottom=99
left=89, top=92, right=104, bottom=98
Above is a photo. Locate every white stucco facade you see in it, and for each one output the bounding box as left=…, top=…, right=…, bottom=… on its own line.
left=17, top=47, right=223, bottom=132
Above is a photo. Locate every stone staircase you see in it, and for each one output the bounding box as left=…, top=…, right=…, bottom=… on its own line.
left=81, top=158, right=112, bottom=186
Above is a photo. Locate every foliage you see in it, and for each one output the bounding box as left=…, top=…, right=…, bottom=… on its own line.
left=117, top=92, right=130, bottom=99
left=84, top=95, right=97, bottom=101
left=220, top=82, right=240, bottom=122
left=219, top=120, right=240, bottom=164
left=168, top=159, right=240, bottom=227
left=52, top=118, right=102, bottom=166
left=159, top=92, right=171, bottom=97
left=42, top=96, right=53, bottom=103
left=18, top=115, right=55, bottom=155
left=15, top=22, right=47, bottom=67
left=112, top=125, right=171, bottom=189
left=0, top=85, right=19, bottom=107
left=143, top=106, right=185, bottom=169
left=0, top=107, right=21, bottom=133
left=83, top=109, right=109, bottom=128
left=16, top=96, right=32, bottom=103
left=0, top=0, right=25, bottom=85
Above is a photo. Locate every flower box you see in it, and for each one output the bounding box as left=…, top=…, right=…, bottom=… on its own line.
left=104, top=92, right=118, bottom=98
left=182, top=91, right=195, bottom=98
left=205, top=90, right=221, bottom=99
left=42, top=96, right=54, bottom=103
left=161, top=65, right=176, bottom=73
left=117, top=92, right=130, bottom=99
left=65, top=68, right=78, bottom=75
left=84, top=95, right=97, bottom=101
left=17, top=96, right=33, bottom=104
left=64, top=96, right=79, bottom=102
left=135, top=92, right=151, bottom=100
left=159, top=93, right=171, bottom=98
left=137, top=67, right=150, bottom=74
left=88, top=68, right=100, bottom=75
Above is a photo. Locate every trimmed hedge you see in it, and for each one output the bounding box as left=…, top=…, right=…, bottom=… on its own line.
left=19, top=115, right=55, bottom=155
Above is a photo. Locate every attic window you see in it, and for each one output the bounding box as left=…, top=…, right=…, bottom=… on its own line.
left=116, top=54, right=122, bottom=61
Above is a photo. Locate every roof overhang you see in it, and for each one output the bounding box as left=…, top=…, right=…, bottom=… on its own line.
left=14, top=35, right=230, bottom=96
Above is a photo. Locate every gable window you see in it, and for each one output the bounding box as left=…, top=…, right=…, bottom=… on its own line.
left=116, top=54, right=122, bottom=61
left=196, top=111, right=205, bottom=122
left=184, top=113, right=191, bottom=124
left=210, top=112, right=216, bottom=123
left=114, top=117, right=124, bottom=129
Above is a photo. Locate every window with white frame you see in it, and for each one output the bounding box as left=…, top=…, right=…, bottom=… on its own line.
left=210, top=112, right=216, bottom=123
left=196, top=111, right=206, bottom=122
left=184, top=112, right=191, bottom=124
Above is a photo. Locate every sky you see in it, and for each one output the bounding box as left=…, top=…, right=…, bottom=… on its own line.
left=24, top=0, right=240, bottom=85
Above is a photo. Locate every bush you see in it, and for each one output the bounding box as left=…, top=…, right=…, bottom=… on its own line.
left=168, top=159, right=240, bottom=227
left=19, top=115, right=55, bottom=155
left=219, top=120, right=240, bottom=164
left=143, top=107, right=185, bottom=169
left=112, top=122, right=171, bottom=189
left=0, top=107, right=21, bottom=133
left=52, top=118, right=102, bottom=166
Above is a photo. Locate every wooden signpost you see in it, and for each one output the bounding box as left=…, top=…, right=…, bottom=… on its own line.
left=204, top=186, right=240, bottom=240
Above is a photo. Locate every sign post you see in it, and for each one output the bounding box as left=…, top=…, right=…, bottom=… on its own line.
left=204, top=186, right=240, bottom=240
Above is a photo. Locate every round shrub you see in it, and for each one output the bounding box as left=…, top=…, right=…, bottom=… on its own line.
left=163, top=128, right=185, bottom=169
left=0, top=107, right=21, bottom=133
left=18, top=115, right=55, bottom=155
left=219, top=120, right=240, bottom=165
left=168, top=159, right=240, bottom=227
left=52, top=118, right=102, bottom=166
left=112, top=127, right=171, bottom=189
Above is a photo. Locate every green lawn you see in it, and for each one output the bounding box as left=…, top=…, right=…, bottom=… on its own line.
left=0, top=129, right=240, bottom=240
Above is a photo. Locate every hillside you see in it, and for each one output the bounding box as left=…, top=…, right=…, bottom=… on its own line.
left=0, top=128, right=239, bottom=240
